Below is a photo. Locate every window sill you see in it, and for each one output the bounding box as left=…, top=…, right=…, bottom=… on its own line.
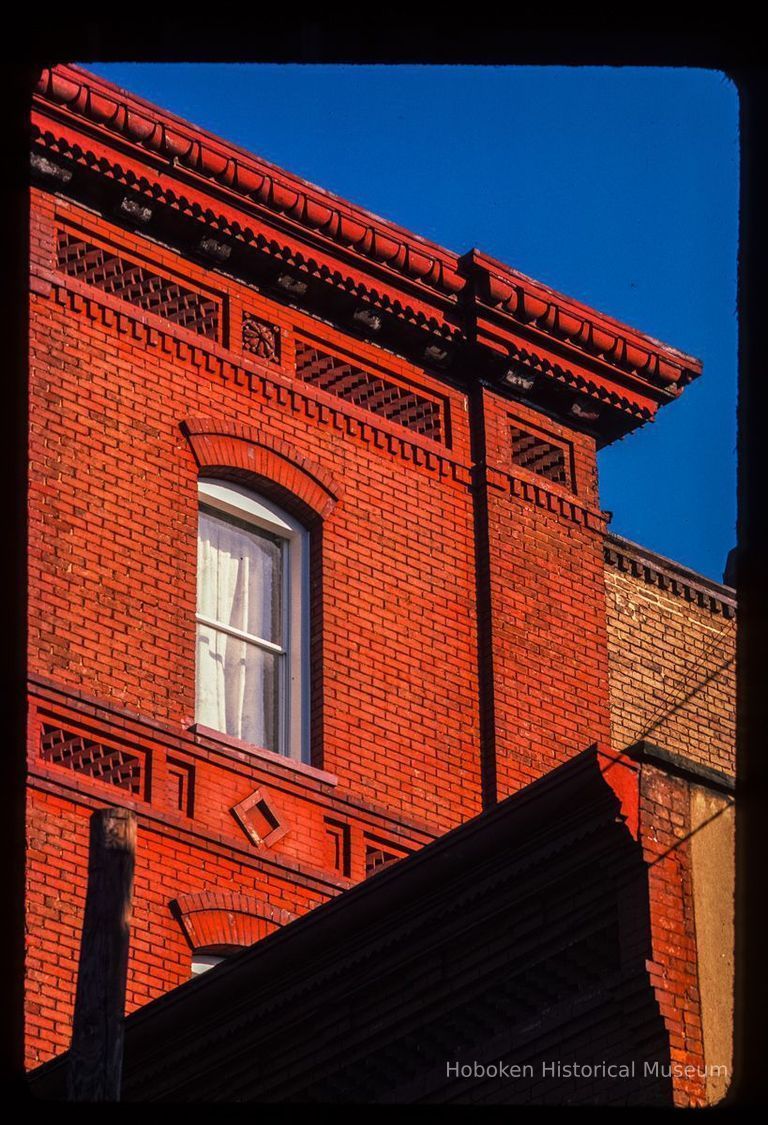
left=189, top=724, right=338, bottom=787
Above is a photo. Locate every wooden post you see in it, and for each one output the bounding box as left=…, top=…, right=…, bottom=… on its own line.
left=67, top=807, right=136, bottom=1102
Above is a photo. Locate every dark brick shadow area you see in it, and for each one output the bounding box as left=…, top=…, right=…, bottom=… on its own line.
left=30, top=748, right=673, bottom=1105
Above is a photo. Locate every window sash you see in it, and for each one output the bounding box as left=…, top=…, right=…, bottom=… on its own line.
left=196, top=480, right=308, bottom=762
left=195, top=621, right=284, bottom=752
left=198, top=505, right=284, bottom=646
left=194, top=612, right=285, bottom=656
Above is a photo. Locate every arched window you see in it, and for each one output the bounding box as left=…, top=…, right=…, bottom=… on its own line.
left=195, top=479, right=309, bottom=761
left=190, top=953, right=226, bottom=977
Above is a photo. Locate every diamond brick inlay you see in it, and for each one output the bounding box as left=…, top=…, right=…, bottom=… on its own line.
left=231, top=788, right=287, bottom=849
left=56, top=229, right=220, bottom=339
left=295, top=340, right=444, bottom=442
left=510, top=426, right=570, bottom=487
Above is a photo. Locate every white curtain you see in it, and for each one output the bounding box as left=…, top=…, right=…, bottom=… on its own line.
left=196, top=509, right=282, bottom=749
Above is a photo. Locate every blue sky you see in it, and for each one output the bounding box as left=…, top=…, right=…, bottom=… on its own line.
left=82, top=64, right=738, bottom=582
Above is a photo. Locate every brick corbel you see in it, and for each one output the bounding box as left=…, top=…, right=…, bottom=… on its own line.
left=181, top=415, right=342, bottom=522
left=171, top=891, right=296, bottom=952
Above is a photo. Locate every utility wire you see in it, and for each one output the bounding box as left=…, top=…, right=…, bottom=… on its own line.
left=628, top=615, right=736, bottom=746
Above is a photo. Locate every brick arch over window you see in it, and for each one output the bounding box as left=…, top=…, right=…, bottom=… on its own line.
left=171, top=891, right=297, bottom=952
left=181, top=416, right=342, bottom=523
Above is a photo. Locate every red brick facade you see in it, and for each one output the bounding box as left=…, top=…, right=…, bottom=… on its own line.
left=26, top=65, right=734, bottom=1105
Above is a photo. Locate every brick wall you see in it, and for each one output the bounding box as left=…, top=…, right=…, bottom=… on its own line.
left=27, top=188, right=485, bottom=1064
left=26, top=178, right=621, bottom=1066
left=604, top=541, right=736, bottom=1105
left=30, top=192, right=483, bottom=826
left=637, top=764, right=708, bottom=1107
left=604, top=539, right=736, bottom=775
left=25, top=69, right=734, bottom=1102
left=25, top=785, right=330, bottom=1065
left=483, top=392, right=611, bottom=797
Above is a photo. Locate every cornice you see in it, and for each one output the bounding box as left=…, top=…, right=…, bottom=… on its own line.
left=469, top=249, right=700, bottom=392
left=32, top=66, right=465, bottom=310
left=31, top=64, right=703, bottom=444
left=489, top=334, right=657, bottom=422
left=604, top=532, right=737, bottom=618
left=30, top=749, right=622, bottom=1100
left=30, top=126, right=459, bottom=341
left=625, top=740, right=735, bottom=794
left=125, top=810, right=618, bottom=1099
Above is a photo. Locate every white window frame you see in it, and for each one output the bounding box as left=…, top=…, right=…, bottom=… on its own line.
left=190, top=953, right=225, bottom=976
left=196, top=478, right=310, bottom=763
